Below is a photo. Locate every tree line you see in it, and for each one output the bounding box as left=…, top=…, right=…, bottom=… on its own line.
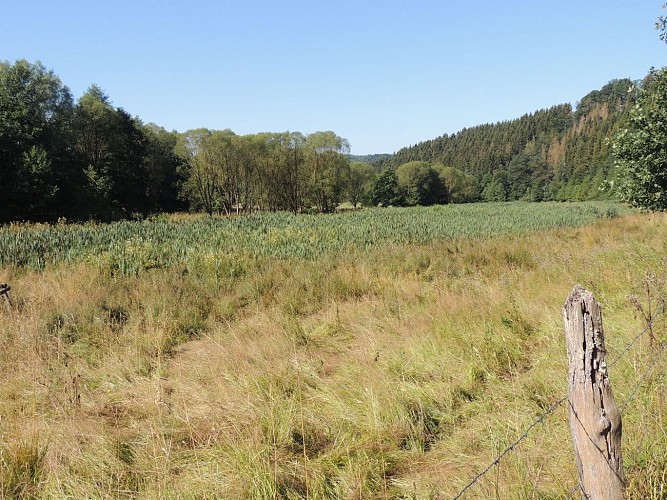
left=1, top=59, right=463, bottom=223
left=2, top=59, right=663, bottom=223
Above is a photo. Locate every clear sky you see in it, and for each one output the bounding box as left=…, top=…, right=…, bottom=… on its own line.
left=3, top=1, right=666, bottom=154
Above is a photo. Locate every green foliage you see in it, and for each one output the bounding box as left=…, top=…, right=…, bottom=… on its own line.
left=304, top=131, right=351, bottom=212
left=574, top=78, right=636, bottom=121
left=656, top=2, right=667, bottom=44
left=433, top=165, right=478, bottom=203
left=142, top=123, right=186, bottom=213
left=72, top=85, right=117, bottom=213
left=176, top=129, right=353, bottom=215
left=481, top=175, right=508, bottom=202
left=506, top=153, right=552, bottom=201
left=396, top=161, right=448, bottom=206
left=613, top=68, right=667, bottom=211
left=369, top=168, right=404, bottom=206
left=17, top=146, right=59, bottom=212
left=348, top=153, right=391, bottom=163
left=0, top=61, right=187, bottom=222
left=0, top=59, right=74, bottom=221
left=347, top=161, right=375, bottom=208
left=73, top=86, right=155, bottom=218
left=177, top=128, right=226, bottom=215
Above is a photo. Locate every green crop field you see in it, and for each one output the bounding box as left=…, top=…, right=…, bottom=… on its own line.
left=1, top=201, right=627, bottom=272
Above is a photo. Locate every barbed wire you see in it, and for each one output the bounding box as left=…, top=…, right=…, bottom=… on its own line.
left=608, top=324, right=650, bottom=368
left=451, top=308, right=664, bottom=499
left=608, top=306, right=662, bottom=369
left=620, top=341, right=666, bottom=414
left=451, top=396, right=566, bottom=499
left=565, top=341, right=666, bottom=500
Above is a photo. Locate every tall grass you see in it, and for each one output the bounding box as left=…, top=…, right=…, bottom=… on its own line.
left=0, top=206, right=664, bottom=499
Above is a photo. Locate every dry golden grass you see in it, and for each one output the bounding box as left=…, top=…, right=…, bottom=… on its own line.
left=0, top=212, right=665, bottom=498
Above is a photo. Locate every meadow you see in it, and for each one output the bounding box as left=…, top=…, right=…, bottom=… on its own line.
left=0, top=201, right=665, bottom=499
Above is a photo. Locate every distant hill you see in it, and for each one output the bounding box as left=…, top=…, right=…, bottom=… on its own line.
left=377, top=78, right=638, bottom=202
left=349, top=153, right=392, bottom=163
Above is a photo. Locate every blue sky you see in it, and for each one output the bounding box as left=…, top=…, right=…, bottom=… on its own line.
left=3, top=1, right=666, bottom=154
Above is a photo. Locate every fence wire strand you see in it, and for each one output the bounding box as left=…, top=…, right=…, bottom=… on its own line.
left=565, top=342, right=666, bottom=500
left=620, top=342, right=666, bottom=414
left=451, top=397, right=566, bottom=499
left=451, top=308, right=664, bottom=499
left=608, top=306, right=662, bottom=369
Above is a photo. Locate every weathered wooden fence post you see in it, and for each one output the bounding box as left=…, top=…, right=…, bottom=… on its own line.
left=563, top=285, right=624, bottom=499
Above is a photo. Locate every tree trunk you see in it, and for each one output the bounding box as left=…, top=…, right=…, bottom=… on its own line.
left=563, top=285, right=624, bottom=499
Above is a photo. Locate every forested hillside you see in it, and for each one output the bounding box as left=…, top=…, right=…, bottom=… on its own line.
left=379, top=79, right=638, bottom=202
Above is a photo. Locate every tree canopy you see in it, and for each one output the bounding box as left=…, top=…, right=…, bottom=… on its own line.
left=396, top=161, right=447, bottom=206
left=0, top=60, right=74, bottom=220
left=613, top=68, right=667, bottom=211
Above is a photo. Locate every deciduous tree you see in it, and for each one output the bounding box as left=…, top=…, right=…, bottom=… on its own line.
left=613, top=68, right=667, bottom=211
left=433, top=165, right=478, bottom=203
left=370, top=168, right=404, bottom=207
left=396, top=161, right=447, bottom=206
left=0, top=59, right=73, bottom=221
left=348, top=161, right=375, bottom=208
left=305, top=131, right=351, bottom=212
